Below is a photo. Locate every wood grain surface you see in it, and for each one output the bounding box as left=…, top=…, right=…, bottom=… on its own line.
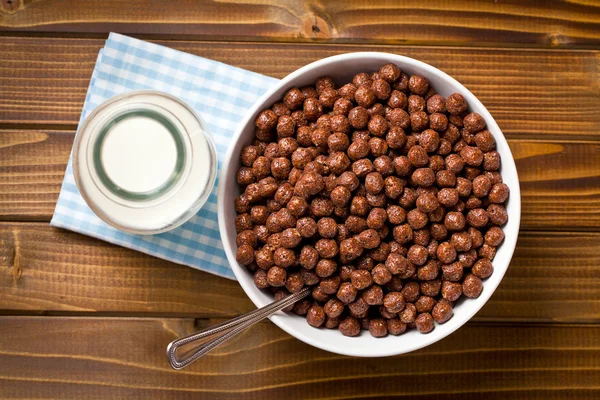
left=2, top=129, right=599, bottom=230
left=1, top=37, right=599, bottom=141
left=1, top=0, right=600, bottom=48
left=1, top=3, right=600, bottom=398
left=1, top=316, right=599, bottom=399
left=1, top=223, right=599, bottom=322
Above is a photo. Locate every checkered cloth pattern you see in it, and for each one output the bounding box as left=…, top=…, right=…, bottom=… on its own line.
left=51, top=33, right=279, bottom=280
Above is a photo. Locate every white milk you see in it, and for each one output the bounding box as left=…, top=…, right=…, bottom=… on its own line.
left=100, top=115, right=178, bottom=193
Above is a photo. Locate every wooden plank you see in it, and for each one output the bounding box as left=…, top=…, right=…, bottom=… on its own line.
left=1, top=0, right=600, bottom=48
left=0, top=129, right=69, bottom=221
left=2, top=129, right=599, bottom=230
left=1, top=36, right=599, bottom=139
left=0, top=223, right=250, bottom=317
left=1, top=223, right=599, bottom=322
left=0, top=316, right=599, bottom=399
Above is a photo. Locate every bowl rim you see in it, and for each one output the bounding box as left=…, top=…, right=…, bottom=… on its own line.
left=218, top=51, right=521, bottom=357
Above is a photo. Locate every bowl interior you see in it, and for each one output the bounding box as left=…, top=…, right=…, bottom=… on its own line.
left=218, top=52, right=521, bottom=357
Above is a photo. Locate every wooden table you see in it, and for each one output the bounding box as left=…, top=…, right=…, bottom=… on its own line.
left=1, top=1, right=599, bottom=398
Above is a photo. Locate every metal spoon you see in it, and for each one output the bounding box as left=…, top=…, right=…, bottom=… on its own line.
left=166, top=287, right=311, bottom=370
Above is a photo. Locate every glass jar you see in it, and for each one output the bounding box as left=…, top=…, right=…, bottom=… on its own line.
left=72, top=90, right=217, bottom=234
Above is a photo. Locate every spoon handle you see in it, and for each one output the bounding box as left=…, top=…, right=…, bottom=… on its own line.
left=166, top=287, right=311, bottom=370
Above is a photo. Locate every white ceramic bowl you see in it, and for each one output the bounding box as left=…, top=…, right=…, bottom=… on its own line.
left=218, top=52, right=521, bottom=357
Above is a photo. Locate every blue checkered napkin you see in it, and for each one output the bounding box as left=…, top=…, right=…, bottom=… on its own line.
left=51, top=33, right=279, bottom=280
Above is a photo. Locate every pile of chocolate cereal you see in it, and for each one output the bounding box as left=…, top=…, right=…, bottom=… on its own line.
left=234, top=63, right=509, bottom=337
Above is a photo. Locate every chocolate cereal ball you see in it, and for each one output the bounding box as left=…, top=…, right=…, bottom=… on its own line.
left=368, top=318, right=388, bottom=337
left=467, top=208, right=489, bottom=228
left=420, top=129, right=440, bottom=153
left=436, top=242, right=457, bottom=264
left=416, top=192, right=439, bottom=213
left=388, top=108, right=411, bottom=129
left=267, top=266, right=287, bottom=287
left=286, top=272, right=304, bottom=293
left=299, top=245, right=319, bottom=269
left=408, top=75, right=429, bottom=95
left=339, top=238, right=363, bottom=263
left=432, top=299, right=453, bottom=323
left=338, top=83, right=357, bottom=101
left=306, top=304, right=326, bottom=327
left=357, top=229, right=381, bottom=249
left=391, top=71, right=408, bottom=91
left=404, top=283, right=422, bottom=303
left=353, top=72, right=373, bottom=88
left=272, top=102, right=290, bottom=117
left=362, top=285, right=384, bottom=305
left=463, top=112, right=486, bottom=133
left=427, top=94, right=446, bottom=114
left=375, top=156, right=395, bottom=176
left=410, top=111, right=429, bottom=132
left=442, top=281, right=462, bottom=301
left=237, top=230, right=258, bottom=248
left=415, top=296, right=436, bottom=313
left=386, top=205, right=406, bottom=225
left=488, top=183, right=510, bottom=203
left=478, top=244, right=497, bottom=260
left=388, top=90, right=408, bottom=109
left=408, top=95, right=426, bottom=113
left=460, top=146, right=484, bottom=167
left=442, top=261, right=463, bottom=282
left=274, top=247, right=296, bottom=268
left=350, top=269, right=373, bottom=290
left=347, top=140, right=370, bottom=162
left=485, top=226, right=505, bottom=246
left=297, top=217, right=317, bottom=238
left=324, top=299, right=345, bottom=318
left=484, top=151, right=501, bottom=171
left=417, top=259, right=440, bottom=281
left=280, top=228, right=302, bottom=248
left=462, top=274, right=483, bottom=298
left=399, top=303, right=417, bottom=324
left=474, top=130, right=496, bottom=152
left=421, top=279, right=442, bottom=296
left=355, top=86, right=376, bottom=108
left=393, top=223, right=413, bottom=245
left=253, top=269, right=269, bottom=289
left=408, top=145, right=429, bottom=167
left=429, top=113, right=448, bottom=132
left=283, top=87, right=305, bottom=110
left=446, top=93, right=467, bottom=115
left=443, top=211, right=465, bottom=231
left=372, top=264, right=393, bottom=285
left=407, top=209, right=429, bottom=230
left=339, top=317, right=361, bottom=337
left=487, top=203, right=508, bottom=225
left=348, top=106, right=370, bottom=129
left=372, top=79, right=392, bottom=100
left=255, top=109, right=278, bottom=131
left=349, top=298, right=369, bottom=318
left=437, top=188, right=459, bottom=207
left=236, top=244, right=255, bottom=265
left=365, top=172, right=385, bottom=194
left=472, top=259, right=494, bottom=279
left=368, top=115, right=389, bottom=137
left=415, top=312, right=434, bottom=333
left=379, top=63, right=401, bottom=82
left=387, top=318, right=407, bottom=335
left=472, top=175, right=492, bottom=198
left=451, top=231, right=472, bottom=252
